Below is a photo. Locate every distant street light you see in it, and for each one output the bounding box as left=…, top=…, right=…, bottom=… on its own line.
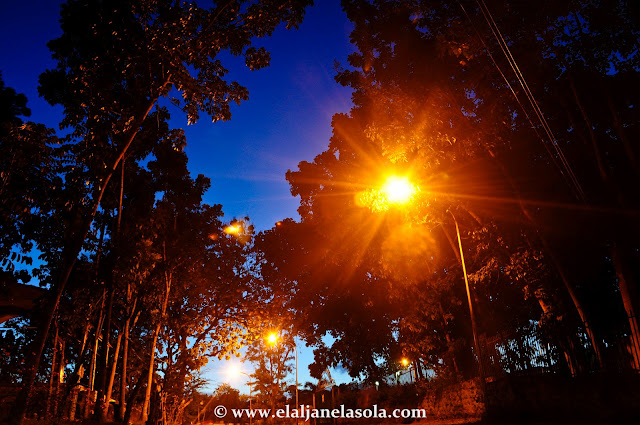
left=400, top=358, right=416, bottom=383
left=224, top=224, right=241, bottom=235
left=266, top=331, right=299, bottom=425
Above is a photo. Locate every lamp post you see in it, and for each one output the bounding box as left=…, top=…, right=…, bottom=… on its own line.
left=267, top=332, right=298, bottom=425
left=238, top=371, right=254, bottom=425
left=369, top=175, right=485, bottom=393
left=449, top=211, right=486, bottom=389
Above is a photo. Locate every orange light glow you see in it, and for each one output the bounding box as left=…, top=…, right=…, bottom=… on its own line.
left=224, top=224, right=240, bottom=235
left=382, top=176, right=414, bottom=205
left=401, top=358, right=410, bottom=366
left=266, top=332, right=278, bottom=345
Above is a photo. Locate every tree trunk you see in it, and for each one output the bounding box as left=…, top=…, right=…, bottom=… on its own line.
left=542, top=242, right=605, bottom=369
left=485, top=146, right=606, bottom=371
left=438, top=302, right=460, bottom=375
left=143, top=245, right=172, bottom=422
left=56, top=319, right=92, bottom=420
left=123, top=372, right=145, bottom=425
left=103, top=331, right=122, bottom=419
left=46, top=324, right=59, bottom=417
left=141, top=322, right=161, bottom=423
left=90, top=291, right=106, bottom=392
left=85, top=308, right=105, bottom=420
left=118, top=297, right=137, bottom=421
left=96, top=282, right=114, bottom=420
left=611, top=245, right=640, bottom=369
left=54, top=339, right=65, bottom=418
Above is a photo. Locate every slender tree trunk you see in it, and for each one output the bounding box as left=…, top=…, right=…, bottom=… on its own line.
left=141, top=322, right=161, bottom=423
left=85, top=309, right=105, bottom=419
left=69, top=385, right=80, bottom=421
left=117, top=324, right=129, bottom=421
left=542, top=241, right=605, bottom=369
left=96, top=282, right=114, bottom=420
left=124, top=372, right=145, bottom=425
left=611, top=245, right=640, bottom=369
left=46, top=324, right=59, bottom=417
left=103, top=331, right=122, bottom=419
left=438, top=302, right=460, bottom=375
left=142, top=244, right=171, bottom=422
left=80, top=320, right=91, bottom=364
left=90, top=291, right=106, bottom=392
left=54, top=339, right=65, bottom=418
left=485, top=147, right=606, bottom=370
left=56, top=314, right=93, bottom=420
left=118, top=297, right=137, bottom=421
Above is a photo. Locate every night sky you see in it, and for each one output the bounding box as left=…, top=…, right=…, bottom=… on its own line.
left=0, top=0, right=355, bottom=392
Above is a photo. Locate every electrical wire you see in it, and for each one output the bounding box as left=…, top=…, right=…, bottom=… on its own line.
left=477, top=0, right=585, bottom=201
left=457, top=0, right=586, bottom=201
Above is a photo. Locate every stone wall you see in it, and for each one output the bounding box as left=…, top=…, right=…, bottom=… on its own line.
left=420, top=372, right=640, bottom=422
left=420, top=378, right=484, bottom=420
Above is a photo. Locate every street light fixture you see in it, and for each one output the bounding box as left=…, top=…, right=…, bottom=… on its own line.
left=266, top=331, right=299, bottom=425
left=224, top=224, right=241, bottom=235
left=382, top=175, right=414, bottom=205
left=267, top=331, right=278, bottom=346
left=362, top=175, right=485, bottom=392
left=449, top=211, right=486, bottom=391
left=238, top=371, right=254, bottom=425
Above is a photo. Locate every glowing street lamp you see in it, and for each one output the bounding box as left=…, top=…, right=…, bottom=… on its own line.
left=224, top=224, right=241, bottom=235
left=266, top=331, right=299, bottom=425
left=382, top=175, right=414, bottom=205
left=363, top=174, right=484, bottom=389
left=355, top=174, right=417, bottom=212
left=400, top=358, right=415, bottom=383
left=266, top=331, right=279, bottom=346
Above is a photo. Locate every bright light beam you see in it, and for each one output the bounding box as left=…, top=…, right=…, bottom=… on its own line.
left=224, top=224, right=240, bottom=235
left=225, top=362, right=243, bottom=382
left=266, top=332, right=278, bottom=346
left=382, top=176, right=414, bottom=205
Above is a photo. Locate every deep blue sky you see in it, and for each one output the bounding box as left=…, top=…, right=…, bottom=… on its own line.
left=0, top=0, right=355, bottom=392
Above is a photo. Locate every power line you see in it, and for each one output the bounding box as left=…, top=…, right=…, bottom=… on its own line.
left=458, top=0, right=586, bottom=201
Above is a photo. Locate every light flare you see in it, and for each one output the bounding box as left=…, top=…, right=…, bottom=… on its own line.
left=382, top=176, right=414, bottom=205
left=224, top=224, right=240, bottom=235
left=225, top=361, right=244, bottom=382
left=266, top=332, right=278, bottom=346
